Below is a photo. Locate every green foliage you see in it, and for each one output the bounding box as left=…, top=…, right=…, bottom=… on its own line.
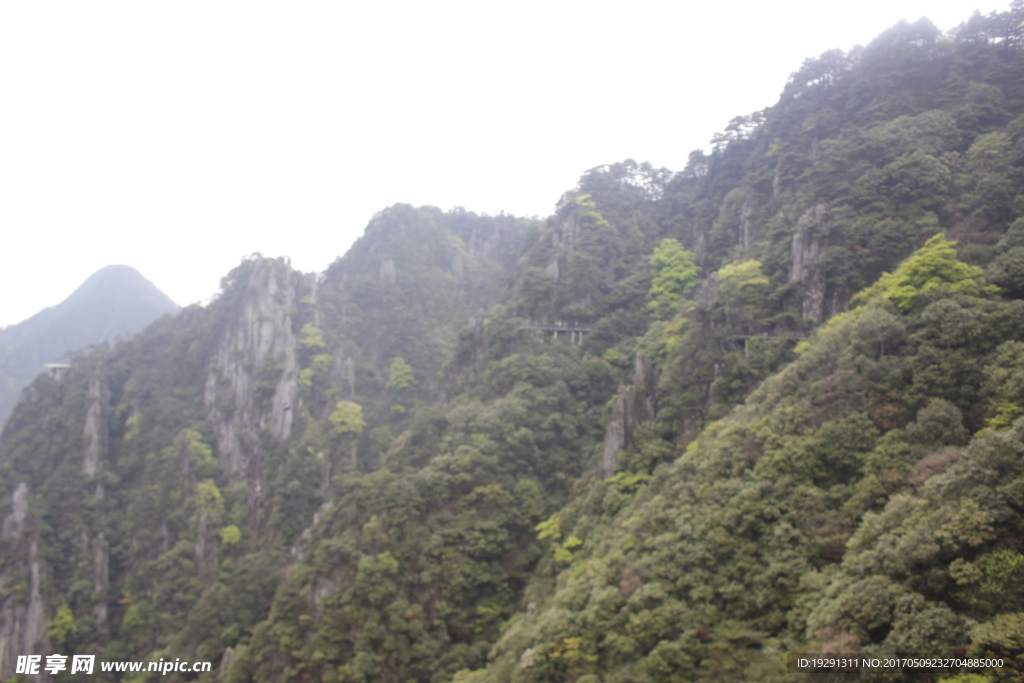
left=6, top=9, right=1024, bottom=682
left=717, top=260, right=770, bottom=328
left=989, top=220, right=1024, bottom=298
left=969, top=612, right=1024, bottom=680
left=573, top=194, right=612, bottom=230
left=219, top=525, right=242, bottom=545
left=618, top=422, right=674, bottom=474
left=298, top=353, right=332, bottom=390
left=982, top=341, right=1024, bottom=432
left=535, top=514, right=561, bottom=542
left=647, top=238, right=698, bottom=318
left=195, top=479, right=224, bottom=514
left=477, top=279, right=1024, bottom=681
left=854, top=234, right=996, bottom=311
left=385, top=356, right=417, bottom=392
left=299, top=324, right=326, bottom=349
left=329, top=400, right=365, bottom=435
left=47, top=604, right=76, bottom=648
left=605, top=472, right=652, bottom=492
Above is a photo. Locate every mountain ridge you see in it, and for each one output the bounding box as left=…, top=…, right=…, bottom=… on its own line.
left=3, top=7, right=1024, bottom=682
left=0, top=264, right=179, bottom=428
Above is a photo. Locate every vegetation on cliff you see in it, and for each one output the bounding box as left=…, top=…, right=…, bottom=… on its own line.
left=3, top=5, right=1024, bottom=682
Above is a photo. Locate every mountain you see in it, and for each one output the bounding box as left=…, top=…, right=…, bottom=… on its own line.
left=0, top=265, right=180, bottom=427
left=2, top=6, right=1024, bottom=682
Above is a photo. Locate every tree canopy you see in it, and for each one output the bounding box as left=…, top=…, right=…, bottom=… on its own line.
left=330, top=400, right=365, bottom=434
left=647, top=238, right=699, bottom=318
left=854, top=233, right=996, bottom=311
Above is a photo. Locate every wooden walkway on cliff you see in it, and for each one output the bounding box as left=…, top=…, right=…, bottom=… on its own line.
left=519, top=322, right=593, bottom=345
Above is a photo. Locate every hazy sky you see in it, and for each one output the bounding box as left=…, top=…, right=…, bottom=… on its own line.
left=0, top=1, right=1010, bottom=327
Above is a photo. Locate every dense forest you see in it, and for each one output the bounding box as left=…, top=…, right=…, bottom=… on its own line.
left=4, top=5, right=1024, bottom=682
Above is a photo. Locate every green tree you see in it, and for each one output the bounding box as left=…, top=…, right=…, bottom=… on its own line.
left=330, top=400, right=365, bottom=468
left=330, top=400, right=366, bottom=435
left=298, top=324, right=326, bottom=349
left=386, top=357, right=417, bottom=392
left=386, top=357, right=417, bottom=415
left=647, top=238, right=699, bottom=318
left=195, top=479, right=224, bottom=515
left=853, top=234, right=996, bottom=311
left=716, top=259, right=770, bottom=329
left=219, top=525, right=242, bottom=545
left=47, top=604, right=76, bottom=649
left=968, top=612, right=1024, bottom=680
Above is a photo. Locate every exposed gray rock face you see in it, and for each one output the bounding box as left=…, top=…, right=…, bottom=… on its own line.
left=461, top=215, right=526, bottom=263
left=92, top=533, right=109, bottom=632
left=194, top=508, right=217, bottom=590
left=0, top=586, right=24, bottom=681
left=451, top=253, right=464, bottom=284
left=0, top=541, right=50, bottom=682
left=790, top=204, right=828, bottom=321
left=0, top=486, right=51, bottom=679
left=0, top=485, right=33, bottom=678
left=829, top=289, right=850, bottom=318
left=331, top=351, right=356, bottom=398
left=698, top=271, right=720, bottom=309
left=601, top=356, right=657, bottom=477
left=379, top=257, right=397, bottom=284
left=26, top=543, right=48, bottom=665
left=545, top=214, right=581, bottom=283
left=220, top=647, right=234, bottom=678
left=82, top=379, right=109, bottom=476
left=1, top=483, right=28, bottom=539
left=308, top=575, right=338, bottom=611
left=203, top=257, right=314, bottom=488
left=740, top=194, right=753, bottom=249
left=789, top=204, right=826, bottom=282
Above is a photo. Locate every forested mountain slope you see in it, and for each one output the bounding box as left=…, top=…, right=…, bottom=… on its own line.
left=470, top=241, right=1024, bottom=681
left=0, top=210, right=533, bottom=681
left=3, top=6, right=1024, bottom=683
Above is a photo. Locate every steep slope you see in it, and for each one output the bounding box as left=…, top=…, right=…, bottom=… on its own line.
left=469, top=239, right=1024, bottom=681
left=1, top=7, right=1024, bottom=683
left=241, top=10, right=1024, bottom=682
left=0, top=265, right=180, bottom=427
left=0, top=209, right=531, bottom=681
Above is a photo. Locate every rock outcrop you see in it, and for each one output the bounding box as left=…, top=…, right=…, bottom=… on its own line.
left=82, top=379, right=109, bottom=477
left=790, top=204, right=827, bottom=321
left=1, top=483, right=28, bottom=539
left=194, top=508, right=217, bottom=590
left=0, top=540, right=50, bottom=682
left=1, top=485, right=49, bottom=681
left=379, top=257, right=397, bottom=284
left=203, top=257, right=314, bottom=488
left=740, top=194, right=753, bottom=250
left=601, top=355, right=657, bottom=477
left=545, top=213, right=582, bottom=283
left=92, top=533, right=109, bottom=632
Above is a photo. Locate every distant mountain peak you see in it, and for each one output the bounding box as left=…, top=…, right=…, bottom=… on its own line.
left=0, top=264, right=179, bottom=426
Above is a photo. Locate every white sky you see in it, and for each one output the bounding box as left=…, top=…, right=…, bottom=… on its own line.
left=0, top=0, right=1010, bottom=327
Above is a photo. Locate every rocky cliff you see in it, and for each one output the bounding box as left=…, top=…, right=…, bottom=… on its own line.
left=203, top=257, right=313, bottom=488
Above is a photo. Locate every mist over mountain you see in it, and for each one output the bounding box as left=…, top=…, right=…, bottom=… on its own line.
left=3, top=8, right=1024, bottom=682
left=0, top=265, right=179, bottom=426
